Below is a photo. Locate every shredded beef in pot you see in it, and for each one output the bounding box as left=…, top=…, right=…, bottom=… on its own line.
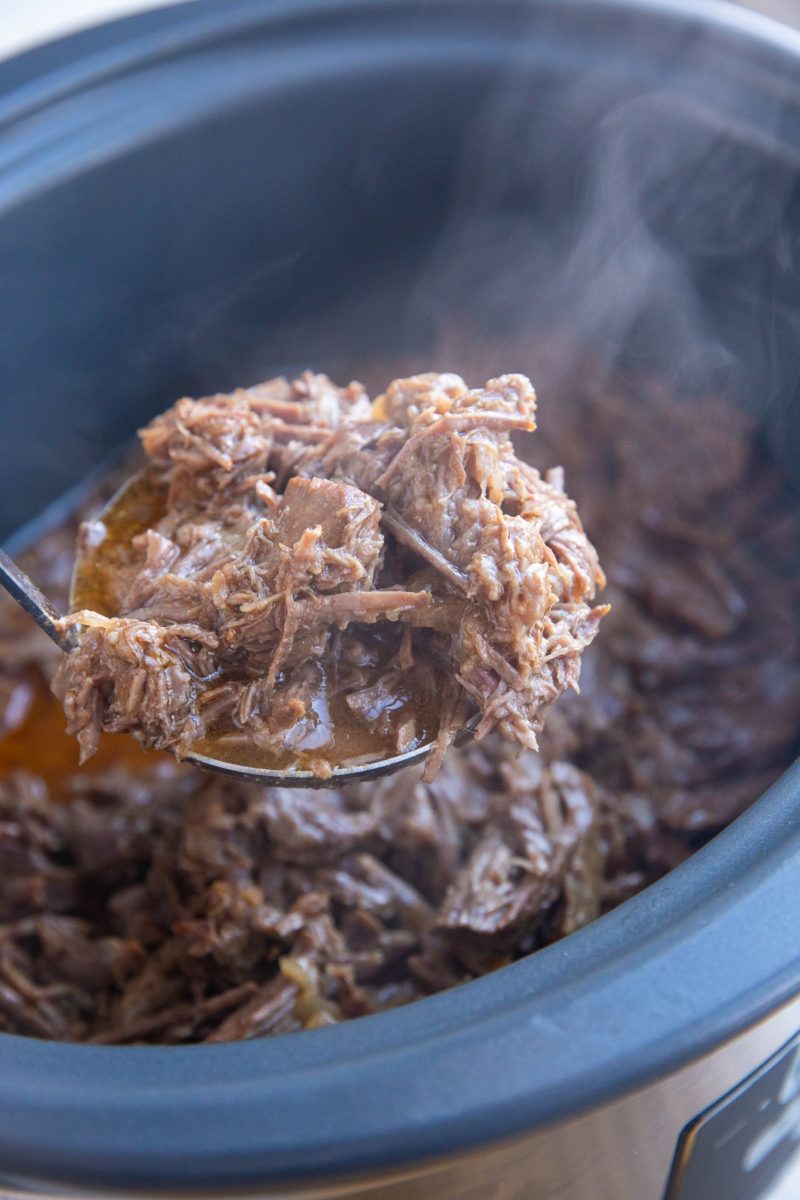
left=0, top=369, right=798, bottom=1043
left=53, top=372, right=607, bottom=778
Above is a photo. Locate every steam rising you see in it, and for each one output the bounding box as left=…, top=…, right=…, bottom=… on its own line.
left=405, top=55, right=800, bottom=428
left=177, top=18, right=800, bottom=477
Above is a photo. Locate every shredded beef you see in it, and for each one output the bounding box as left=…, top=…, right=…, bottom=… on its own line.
left=53, top=372, right=606, bottom=776
left=0, top=751, right=604, bottom=1042
left=0, top=367, right=798, bottom=1043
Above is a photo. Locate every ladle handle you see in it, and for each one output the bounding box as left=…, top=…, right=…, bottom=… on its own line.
left=0, top=547, right=69, bottom=649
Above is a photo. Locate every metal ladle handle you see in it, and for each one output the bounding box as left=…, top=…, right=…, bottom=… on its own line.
left=0, top=547, right=69, bottom=649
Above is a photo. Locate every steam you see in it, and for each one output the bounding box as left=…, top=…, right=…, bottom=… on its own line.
left=405, top=50, right=800, bottom=425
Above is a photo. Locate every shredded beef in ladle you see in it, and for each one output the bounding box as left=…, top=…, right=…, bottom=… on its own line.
left=53, top=373, right=607, bottom=778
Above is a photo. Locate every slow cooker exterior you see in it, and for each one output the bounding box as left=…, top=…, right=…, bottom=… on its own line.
left=1, top=1, right=800, bottom=1197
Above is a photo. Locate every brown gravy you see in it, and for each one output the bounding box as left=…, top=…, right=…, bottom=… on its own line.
left=193, top=661, right=435, bottom=773
left=71, top=469, right=166, bottom=617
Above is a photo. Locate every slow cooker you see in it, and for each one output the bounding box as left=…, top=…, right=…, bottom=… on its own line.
left=1, top=1, right=800, bottom=1197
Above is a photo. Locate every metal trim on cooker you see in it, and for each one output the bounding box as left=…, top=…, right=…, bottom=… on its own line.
left=0, top=0, right=799, bottom=1193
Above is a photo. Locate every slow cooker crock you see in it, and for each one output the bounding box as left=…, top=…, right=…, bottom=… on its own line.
left=1, top=1, right=800, bottom=1197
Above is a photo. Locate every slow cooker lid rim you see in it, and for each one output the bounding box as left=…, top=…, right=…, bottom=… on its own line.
left=3, top=0, right=800, bottom=135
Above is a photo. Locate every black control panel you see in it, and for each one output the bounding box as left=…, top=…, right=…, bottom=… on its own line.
left=667, top=1032, right=800, bottom=1199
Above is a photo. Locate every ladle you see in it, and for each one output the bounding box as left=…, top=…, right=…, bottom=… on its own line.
left=0, top=490, right=471, bottom=788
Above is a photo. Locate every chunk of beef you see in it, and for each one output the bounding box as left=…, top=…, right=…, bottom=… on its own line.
left=52, top=615, right=217, bottom=761
left=437, top=757, right=597, bottom=944
left=274, top=477, right=383, bottom=591
left=251, top=786, right=382, bottom=864
left=202, top=976, right=301, bottom=1043
left=140, top=372, right=371, bottom=513
left=293, top=422, right=406, bottom=494
left=140, top=392, right=276, bottom=512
